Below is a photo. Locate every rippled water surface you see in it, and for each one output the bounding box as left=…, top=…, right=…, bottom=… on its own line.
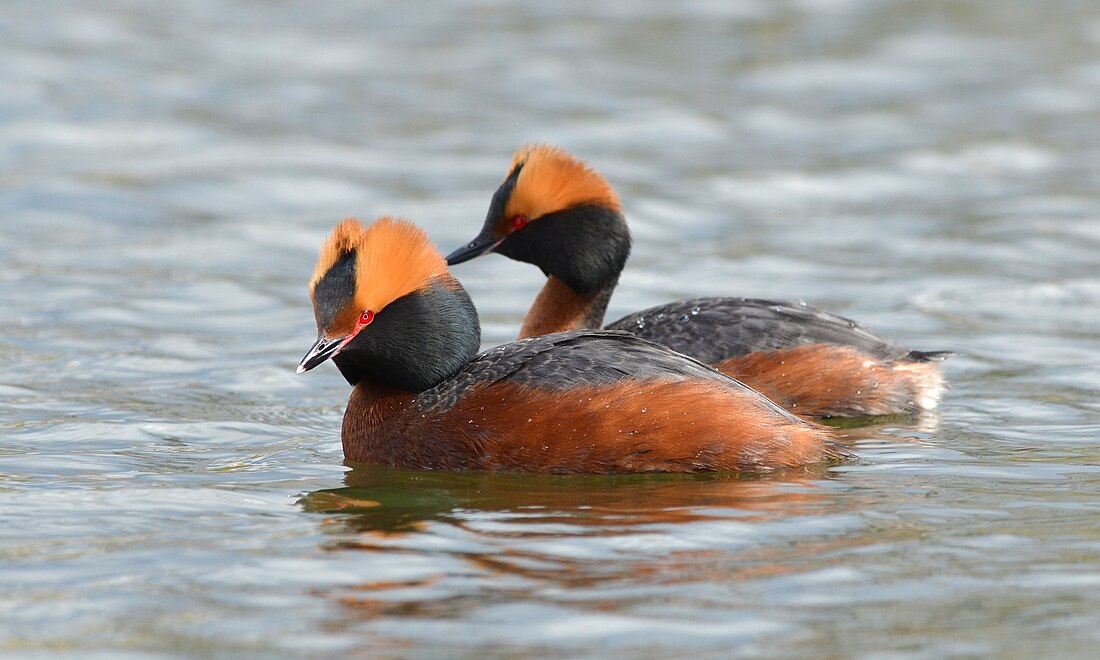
left=4, top=0, right=1100, bottom=656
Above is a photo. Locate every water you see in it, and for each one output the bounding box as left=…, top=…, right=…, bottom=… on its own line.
left=3, top=0, right=1100, bottom=656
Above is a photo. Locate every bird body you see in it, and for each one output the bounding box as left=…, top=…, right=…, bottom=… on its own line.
left=607, top=297, right=949, bottom=417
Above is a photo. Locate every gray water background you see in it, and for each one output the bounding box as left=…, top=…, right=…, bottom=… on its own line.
left=4, top=0, right=1100, bottom=657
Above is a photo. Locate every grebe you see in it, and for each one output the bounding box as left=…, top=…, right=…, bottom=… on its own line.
left=446, top=145, right=950, bottom=418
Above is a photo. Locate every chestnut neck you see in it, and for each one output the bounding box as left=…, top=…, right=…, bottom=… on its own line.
left=518, top=275, right=618, bottom=339
left=341, top=378, right=416, bottom=464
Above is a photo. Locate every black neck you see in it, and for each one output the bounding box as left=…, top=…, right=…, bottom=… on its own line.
left=498, top=204, right=632, bottom=295
left=333, top=277, right=481, bottom=391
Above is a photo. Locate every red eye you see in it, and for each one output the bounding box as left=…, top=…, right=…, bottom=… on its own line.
left=359, top=310, right=374, bottom=325
left=510, top=215, right=528, bottom=230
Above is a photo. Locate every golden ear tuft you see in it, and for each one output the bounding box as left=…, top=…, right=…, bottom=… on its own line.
left=355, top=216, right=449, bottom=305
left=504, top=144, right=622, bottom=223
left=308, top=216, right=450, bottom=336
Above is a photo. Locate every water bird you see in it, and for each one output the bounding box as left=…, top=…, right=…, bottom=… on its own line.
left=298, top=217, right=840, bottom=473
left=445, top=144, right=951, bottom=418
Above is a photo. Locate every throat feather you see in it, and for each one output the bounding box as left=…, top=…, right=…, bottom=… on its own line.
left=518, top=275, right=617, bottom=338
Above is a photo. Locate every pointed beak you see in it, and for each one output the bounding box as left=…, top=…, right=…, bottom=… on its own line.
left=445, top=233, right=505, bottom=266
left=297, top=333, right=349, bottom=373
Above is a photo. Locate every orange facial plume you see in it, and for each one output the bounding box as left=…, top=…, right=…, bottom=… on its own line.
left=499, top=143, right=622, bottom=232
left=308, top=217, right=448, bottom=339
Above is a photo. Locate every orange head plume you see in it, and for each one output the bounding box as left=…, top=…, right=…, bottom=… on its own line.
left=299, top=216, right=451, bottom=373
left=496, top=144, right=621, bottom=233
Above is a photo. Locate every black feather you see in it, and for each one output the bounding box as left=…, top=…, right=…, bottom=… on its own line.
left=334, top=279, right=481, bottom=390
left=312, top=250, right=356, bottom=329
left=414, top=330, right=802, bottom=424
left=606, top=297, right=944, bottom=364
left=497, top=204, right=631, bottom=294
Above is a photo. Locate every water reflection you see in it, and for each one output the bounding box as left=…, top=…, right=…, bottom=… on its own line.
left=10, top=0, right=1100, bottom=652
left=302, top=463, right=838, bottom=535
left=300, top=464, right=875, bottom=649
